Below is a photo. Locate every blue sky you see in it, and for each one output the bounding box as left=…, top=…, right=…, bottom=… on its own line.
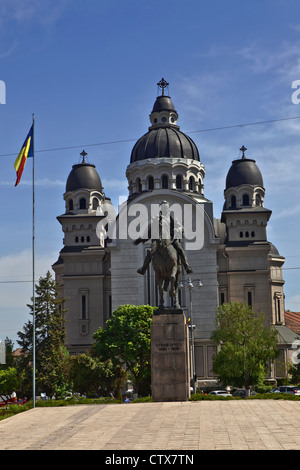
left=1, top=0, right=300, bottom=345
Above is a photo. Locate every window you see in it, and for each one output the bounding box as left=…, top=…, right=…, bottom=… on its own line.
left=148, top=176, right=154, bottom=190
left=81, top=295, right=86, bottom=319
left=247, top=291, right=252, bottom=306
left=79, top=198, right=86, bottom=209
left=75, top=236, right=79, bottom=243
left=231, top=195, right=236, bottom=208
left=189, top=176, right=195, bottom=191
left=251, top=231, right=255, bottom=237
left=240, top=231, right=243, bottom=238
left=137, top=178, right=142, bottom=192
left=92, top=198, right=99, bottom=210
left=176, top=174, right=182, bottom=189
left=256, top=195, right=262, bottom=206
left=68, top=199, right=73, bottom=211
left=242, top=194, right=250, bottom=206
left=162, top=175, right=168, bottom=189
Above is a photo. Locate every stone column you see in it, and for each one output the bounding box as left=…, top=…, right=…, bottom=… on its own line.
left=151, top=309, right=190, bottom=401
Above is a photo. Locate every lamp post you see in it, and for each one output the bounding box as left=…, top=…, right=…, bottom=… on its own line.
left=178, top=277, right=202, bottom=393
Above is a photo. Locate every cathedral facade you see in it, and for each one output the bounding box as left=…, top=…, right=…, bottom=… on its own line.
left=53, top=80, right=297, bottom=385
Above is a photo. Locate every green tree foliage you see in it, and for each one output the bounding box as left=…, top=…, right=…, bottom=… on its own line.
left=0, top=367, right=21, bottom=395
left=211, top=302, right=279, bottom=389
left=92, top=305, right=155, bottom=395
left=17, top=271, right=69, bottom=397
left=67, top=354, right=126, bottom=397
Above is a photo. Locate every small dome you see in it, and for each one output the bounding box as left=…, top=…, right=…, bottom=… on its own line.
left=151, top=95, right=176, bottom=113
left=226, top=158, right=264, bottom=189
left=130, top=127, right=200, bottom=163
left=66, top=162, right=103, bottom=193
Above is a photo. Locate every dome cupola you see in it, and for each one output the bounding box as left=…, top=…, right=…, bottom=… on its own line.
left=127, top=79, right=205, bottom=199
left=224, top=146, right=265, bottom=210
left=66, top=151, right=103, bottom=193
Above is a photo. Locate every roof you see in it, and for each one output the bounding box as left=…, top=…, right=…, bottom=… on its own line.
left=130, top=126, right=200, bottom=163
left=285, top=311, right=300, bottom=334
left=66, top=162, right=103, bottom=193
left=226, top=158, right=264, bottom=189
left=273, top=324, right=300, bottom=344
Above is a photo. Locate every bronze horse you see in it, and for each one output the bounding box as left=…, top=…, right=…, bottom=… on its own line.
left=151, top=238, right=181, bottom=309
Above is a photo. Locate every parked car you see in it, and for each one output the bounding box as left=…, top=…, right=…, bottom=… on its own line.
left=232, top=389, right=257, bottom=397
left=209, top=390, right=232, bottom=397
left=0, top=395, right=12, bottom=407
left=270, top=386, right=300, bottom=395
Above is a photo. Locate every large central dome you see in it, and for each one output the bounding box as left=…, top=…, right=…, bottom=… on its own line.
left=130, top=93, right=200, bottom=163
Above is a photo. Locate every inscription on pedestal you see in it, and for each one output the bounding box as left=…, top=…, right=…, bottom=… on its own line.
left=154, top=340, right=184, bottom=353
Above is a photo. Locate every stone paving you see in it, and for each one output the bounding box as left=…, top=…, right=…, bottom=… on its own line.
left=0, top=400, right=300, bottom=450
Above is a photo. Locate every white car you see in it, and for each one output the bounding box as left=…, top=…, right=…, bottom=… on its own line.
left=209, top=390, right=232, bottom=397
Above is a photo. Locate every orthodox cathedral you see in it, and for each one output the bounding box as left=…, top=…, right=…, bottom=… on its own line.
left=53, top=79, right=298, bottom=385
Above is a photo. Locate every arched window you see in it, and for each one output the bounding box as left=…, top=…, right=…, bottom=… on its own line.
left=256, top=195, right=262, bottom=206
left=92, top=198, right=99, bottom=210
left=245, top=231, right=249, bottom=238
left=148, top=176, right=154, bottom=190
left=79, top=198, right=86, bottom=209
left=162, top=175, right=168, bottom=189
left=137, top=178, right=142, bottom=192
left=81, top=236, right=84, bottom=243
left=189, top=176, right=195, bottom=191
left=231, top=195, right=236, bottom=208
left=75, top=236, right=79, bottom=243
left=68, top=199, right=73, bottom=211
left=176, top=175, right=182, bottom=189
left=242, top=194, right=250, bottom=206
left=240, top=231, right=243, bottom=238
left=251, top=231, right=255, bottom=238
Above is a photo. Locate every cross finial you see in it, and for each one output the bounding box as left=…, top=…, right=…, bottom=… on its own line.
left=240, top=145, right=247, bottom=159
left=157, top=77, right=169, bottom=96
left=80, top=149, right=87, bottom=163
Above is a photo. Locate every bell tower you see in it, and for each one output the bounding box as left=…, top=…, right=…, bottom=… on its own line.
left=52, top=151, right=112, bottom=354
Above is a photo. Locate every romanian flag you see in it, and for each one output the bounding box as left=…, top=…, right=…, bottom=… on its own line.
left=14, top=124, right=34, bottom=186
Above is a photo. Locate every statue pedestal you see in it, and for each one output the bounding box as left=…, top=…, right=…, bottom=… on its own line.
left=151, top=309, right=190, bottom=402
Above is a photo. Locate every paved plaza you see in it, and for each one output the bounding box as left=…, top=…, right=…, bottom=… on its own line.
left=0, top=400, right=299, bottom=451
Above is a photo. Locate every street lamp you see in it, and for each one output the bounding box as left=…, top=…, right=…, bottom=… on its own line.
left=178, top=277, right=202, bottom=392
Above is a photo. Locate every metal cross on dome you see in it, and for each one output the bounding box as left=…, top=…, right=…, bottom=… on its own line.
left=157, top=78, right=169, bottom=96
left=240, top=145, right=247, bottom=158
left=80, top=149, right=88, bottom=163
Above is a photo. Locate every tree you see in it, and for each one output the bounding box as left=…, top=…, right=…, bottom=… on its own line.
left=92, top=305, right=155, bottom=395
left=211, top=302, right=279, bottom=391
left=67, top=354, right=126, bottom=397
left=17, top=271, right=69, bottom=397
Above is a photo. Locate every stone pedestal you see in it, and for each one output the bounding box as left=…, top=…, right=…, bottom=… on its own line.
left=151, top=309, right=190, bottom=402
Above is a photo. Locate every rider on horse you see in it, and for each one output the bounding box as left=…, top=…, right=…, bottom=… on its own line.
left=134, top=201, right=193, bottom=275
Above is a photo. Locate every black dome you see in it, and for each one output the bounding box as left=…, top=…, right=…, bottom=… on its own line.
left=226, top=158, right=263, bottom=189
left=151, top=95, right=176, bottom=113
left=130, top=127, right=200, bottom=163
left=66, top=162, right=103, bottom=192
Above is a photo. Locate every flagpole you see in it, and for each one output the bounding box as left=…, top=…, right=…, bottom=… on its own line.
left=32, top=113, right=36, bottom=408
